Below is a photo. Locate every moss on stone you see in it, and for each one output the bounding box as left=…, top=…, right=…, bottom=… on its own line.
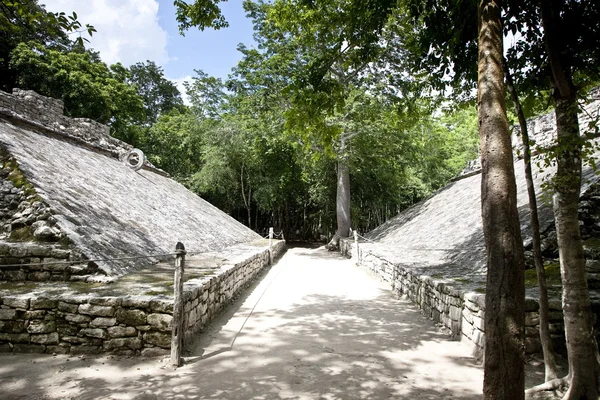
left=524, top=263, right=562, bottom=288
left=452, top=277, right=472, bottom=284
left=9, top=226, right=34, bottom=242
left=4, top=158, right=36, bottom=197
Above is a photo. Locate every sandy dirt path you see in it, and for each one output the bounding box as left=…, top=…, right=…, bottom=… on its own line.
left=1, top=246, right=491, bottom=399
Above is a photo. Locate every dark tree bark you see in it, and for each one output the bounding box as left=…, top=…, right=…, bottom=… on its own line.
left=478, top=1, right=525, bottom=399
left=539, top=0, right=600, bottom=398
left=504, top=60, right=559, bottom=382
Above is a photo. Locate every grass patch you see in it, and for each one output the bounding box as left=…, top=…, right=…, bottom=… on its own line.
left=452, top=277, right=472, bottom=284
left=524, top=263, right=562, bottom=288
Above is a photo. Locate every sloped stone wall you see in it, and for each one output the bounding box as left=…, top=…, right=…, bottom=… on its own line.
left=0, top=241, right=286, bottom=355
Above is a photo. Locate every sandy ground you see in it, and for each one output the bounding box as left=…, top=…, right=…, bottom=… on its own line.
left=0, top=246, right=561, bottom=399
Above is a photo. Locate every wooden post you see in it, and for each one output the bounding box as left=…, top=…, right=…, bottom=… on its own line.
left=353, top=230, right=359, bottom=265
left=171, top=242, right=186, bottom=367
left=268, top=227, right=274, bottom=264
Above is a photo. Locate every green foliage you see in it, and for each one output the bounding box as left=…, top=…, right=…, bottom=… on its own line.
left=128, top=61, right=184, bottom=125
left=174, top=0, right=229, bottom=33
left=10, top=42, right=144, bottom=140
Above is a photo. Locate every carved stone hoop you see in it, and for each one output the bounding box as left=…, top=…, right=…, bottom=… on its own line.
left=125, top=148, right=145, bottom=171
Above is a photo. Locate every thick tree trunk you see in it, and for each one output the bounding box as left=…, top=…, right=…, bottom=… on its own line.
left=539, top=1, right=600, bottom=397
left=327, top=158, right=351, bottom=249
left=478, top=1, right=525, bottom=399
left=504, top=61, right=559, bottom=382
left=552, top=93, right=599, bottom=400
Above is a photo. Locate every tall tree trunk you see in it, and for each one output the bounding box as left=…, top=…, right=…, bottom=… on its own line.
left=478, top=1, right=525, bottom=399
left=539, top=1, right=600, bottom=398
left=504, top=60, right=559, bottom=382
left=327, top=157, right=351, bottom=249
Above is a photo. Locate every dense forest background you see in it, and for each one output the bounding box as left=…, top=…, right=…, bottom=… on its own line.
left=0, top=0, right=487, bottom=241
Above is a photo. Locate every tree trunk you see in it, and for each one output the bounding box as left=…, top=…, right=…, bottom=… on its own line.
left=504, top=60, right=559, bottom=382
left=327, top=158, right=351, bottom=249
left=539, top=1, right=600, bottom=397
left=478, top=1, right=525, bottom=399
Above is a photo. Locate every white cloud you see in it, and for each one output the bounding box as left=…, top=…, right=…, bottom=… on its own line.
left=41, top=0, right=169, bottom=67
left=170, top=75, right=192, bottom=106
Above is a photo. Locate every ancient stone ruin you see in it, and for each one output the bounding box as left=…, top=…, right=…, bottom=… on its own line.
left=0, top=89, right=285, bottom=355
left=343, top=87, right=600, bottom=359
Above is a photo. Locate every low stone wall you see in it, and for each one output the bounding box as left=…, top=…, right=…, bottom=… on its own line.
left=0, top=241, right=286, bottom=355
left=341, top=239, right=596, bottom=359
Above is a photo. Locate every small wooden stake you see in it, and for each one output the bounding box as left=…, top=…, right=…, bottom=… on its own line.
left=353, top=230, right=359, bottom=265
left=171, top=242, right=186, bottom=367
left=269, top=227, right=274, bottom=264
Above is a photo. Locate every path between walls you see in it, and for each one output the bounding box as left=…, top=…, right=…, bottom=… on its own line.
left=0, top=246, right=556, bottom=400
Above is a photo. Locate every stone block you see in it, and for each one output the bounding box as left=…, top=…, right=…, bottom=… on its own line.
left=525, top=313, right=540, bottom=327
left=136, top=325, right=151, bottom=332
left=116, top=309, right=146, bottom=326
left=104, top=338, right=142, bottom=351
left=89, top=297, right=121, bottom=307
left=525, top=337, right=541, bottom=354
left=30, top=332, right=59, bottom=345
left=79, top=328, right=108, bottom=339
left=449, top=305, right=462, bottom=321
left=2, top=296, right=30, bottom=309
left=143, top=332, right=170, bottom=348
left=31, top=298, right=58, bottom=309
left=0, top=320, right=25, bottom=333
left=28, top=271, right=51, bottom=281
left=70, top=345, right=100, bottom=355
left=24, top=310, right=45, bottom=319
left=141, top=347, right=169, bottom=357
left=90, top=318, right=117, bottom=328
left=56, top=322, right=77, bottom=336
left=46, top=345, right=69, bottom=354
left=121, top=297, right=151, bottom=309
left=0, top=332, right=30, bottom=343
left=108, top=326, right=137, bottom=338
left=5, top=270, right=26, bottom=280
left=524, top=298, right=540, bottom=312
left=27, top=320, right=56, bottom=334
left=12, top=344, right=44, bottom=354
left=62, top=336, right=90, bottom=344
left=0, top=343, right=13, bottom=352
left=0, top=309, right=17, bottom=320
left=147, top=313, right=172, bottom=332
left=65, top=313, right=92, bottom=324
left=150, top=299, right=172, bottom=313
left=58, top=302, right=79, bottom=313
left=79, top=303, right=115, bottom=317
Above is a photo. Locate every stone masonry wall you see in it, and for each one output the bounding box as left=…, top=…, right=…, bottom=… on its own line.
left=0, top=241, right=285, bottom=355
left=342, top=241, right=594, bottom=359
left=0, top=89, right=129, bottom=156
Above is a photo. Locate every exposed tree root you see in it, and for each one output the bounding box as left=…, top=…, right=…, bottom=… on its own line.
left=326, top=234, right=340, bottom=251
left=525, top=376, right=569, bottom=397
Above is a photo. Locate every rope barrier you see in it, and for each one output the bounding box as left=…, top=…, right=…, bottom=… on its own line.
left=353, top=232, right=484, bottom=251
left=0, top=252, right=180, bottom=268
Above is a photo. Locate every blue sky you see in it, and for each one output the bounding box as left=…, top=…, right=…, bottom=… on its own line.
left=41, top=0, right=257, bottom=98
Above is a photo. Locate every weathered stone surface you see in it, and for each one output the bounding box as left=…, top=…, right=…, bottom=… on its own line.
left=28, top=271, right=51, bottom=281
left=0, top=332, right=30, bottom=343
left=30, top=332, right=59, bottom=345
left=116, top=309, right=146, bottom=326
left=150, top=300, right=172, bottom=313
left=143, top=332, right=170, bottom=348
left=121, top=297, right=151, bottom=309
left=0, top=309, right=17, bottom=320
left=30, top=298, right=58, bottom=309
left=107, top=326, right=137, bottom=338
left=89, top=297, right=121, bottom=307
left=0, top=320, right=24, bottom=333
left=58, top=301, right=79, bottom=313
left=65, top=313, right=92, bottom=324
left=147, top=313, right=172, bottom=331
left=24, top=310, right=45, bottom=319
left=12, top=344, right=44, bottom=353
left=27, top=320, right=56, bottom=334
left=104, top=338, right=142, bottom=351
left=2, top=297, right=30, bottom=309
left=62, top=336, right=90, bottom=344
left=70, top=345, right=100, bottom=355
left=90, top=317, right=117, bottom=328
left=141, top=347, right=169, bottom=357
left=79, top=304, right=115, bottom=317
left=79, top=328, right=108, bottom=339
